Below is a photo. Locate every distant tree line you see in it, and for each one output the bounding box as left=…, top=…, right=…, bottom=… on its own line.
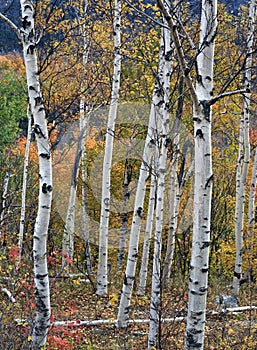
left=0, top=0, right=247, bottom=53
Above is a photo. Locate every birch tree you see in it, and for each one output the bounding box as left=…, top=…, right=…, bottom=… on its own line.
left=248, top=148, right=257, bottom=234
left=79, top=5, right=92, bottom=272
left=162, top=76, right=184, bottom=289
left=80, top=101, right=92, bottom=274
left=62, top=123, right=85, bottom=268
left=117, top=159, right=133, bottom=267
left=0, top=167, right=10, bottom=243
left=21, top=1, right=52, bottom=346
left=137, top=164, right=157, bottom=296
left=184, top=1, right=217, bottom=347
left=1, top=1, right=53, bottom=347
left=117, top=22, right=169, bottom=328
left=61, top=0, right=92, bottom=270
left=232, top=0, right=255, bottom=297
left=156, top=1, right=217, bottom=348
left=96, top=0, right=122, bottom=295
left=148, top=18, right=173, bottom=348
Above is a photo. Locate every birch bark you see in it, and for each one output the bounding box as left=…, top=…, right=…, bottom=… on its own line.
left=117, top=159, right=132, bottom=267
left=20, top=0, right=53, bottom=347
left=184, top=1, right=217, bottom=348
left=232, top=0, right=255, bottom=297
left=18, top=105, right=32, bottom=260
left=162, top=76, right=184, bottom=289
left=0, top=168, right=10, bottom=243
left=137, top=165, right=157, bottom=296
left=248, top=148, right=257, bottom=233
left=80, top=100, right=92, bottom=274
left=96, top=0, right=122, bottom=295
left=62, top=125, right=85, bottom=268
left=117, top=30, right=168, bottom=327
left=77, top=0, right=92, bottom=274
left=62, top=1, right=91, bottom=270
left=148, top=21, right=173, bottom=347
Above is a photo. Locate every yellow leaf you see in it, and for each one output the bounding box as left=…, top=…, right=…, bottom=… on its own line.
left=228, top=328, right=234, bottom=335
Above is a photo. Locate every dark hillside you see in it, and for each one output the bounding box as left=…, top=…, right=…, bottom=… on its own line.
left=0, top=0, right=248, bottom=54
left=0, top=0, right=21, bottom=53
left=189, top=0, right=247, bottom=15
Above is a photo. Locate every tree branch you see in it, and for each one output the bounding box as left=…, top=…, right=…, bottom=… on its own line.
left=0, top=12, right=21, bottom=40
left=156, top=0, right=200, bottom=113
left=208, top=89, right=247, bottom=106
left=123, top=0, right=169, bottom=30
left=15, top=305, right=257, bottom=327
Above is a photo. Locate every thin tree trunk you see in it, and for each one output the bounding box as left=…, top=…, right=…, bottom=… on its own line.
left=137, top=165, right=157, bottom=296
left=18, top=105, right=32, bottom=260
left=20, top=1, right=53, bottom=347
left=232, top=0, right=255, bottom=297
left=80, top=100, right=92, bottom=274
left=184, top=0, right=217, bottom=348
left=148, top=20, right=172, bottom=348
left=62, top=1, right=91, bottom=270
left=117, top=159, right=133, bottom=267
left=96, top=0, right=122, bottom=295
left=0, top=168, right=10, bottom=244
left=162, top=76, right=184, bottom=289
left=62, top=128, right=84, bottom=268
left=117, top=31, right=168, bottom=327
left=156, top=1, right=217, bottom=348
left=78, top=0, right=92, bottom=274
left=248, top=147, right=257, bottom=233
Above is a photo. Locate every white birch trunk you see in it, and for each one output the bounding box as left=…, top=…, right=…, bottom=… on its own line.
left=18, top=105, right=32, bottom=261
left=79, top=0, right=91, bottom=274
left=62, top=1, right=91, bottom=270
left=232, top=0, right=255, bottom=297
left=20, top=1, right=52, bottom=347
left=184, top=0, right=217, bottom=348
left=80, top=100, right=92, bottom=274
left=162, top=76, right=184, bottom=289
left=96, top=0, right=122, bottom=295
left=155, top=1, right=217, bottom=348
left=62, top=140, right=81, bottom=268
left=148, top=22, right=172, bottom=349
left=162, top=157, right=179, bottom=288
left=61, top=109, right=90, bottom=271
left=248, top=148, right=257, bottom=232
left=0, top=168, right=10, bottom=243
left=137, top=167, right=156, bottom=296
left=117, top=159, right=132, bottom=267
left=117, top=33, right=168, bottom=327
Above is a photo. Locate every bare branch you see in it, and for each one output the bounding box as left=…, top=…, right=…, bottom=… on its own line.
left=156, top=0, right=200, bottom=113
left=0, top=12, right=21, bottom=39
left=177, top=16, right=197, bottom=52
left=123, top=0, right=169, bottom=29
left=208, top=89, right=247, bottom=106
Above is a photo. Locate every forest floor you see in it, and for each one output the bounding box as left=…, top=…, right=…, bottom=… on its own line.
left=1, top=265, right=257, bottom=350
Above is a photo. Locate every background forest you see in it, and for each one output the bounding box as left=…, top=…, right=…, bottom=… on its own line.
left=0, top=0, right=257, bottom=349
